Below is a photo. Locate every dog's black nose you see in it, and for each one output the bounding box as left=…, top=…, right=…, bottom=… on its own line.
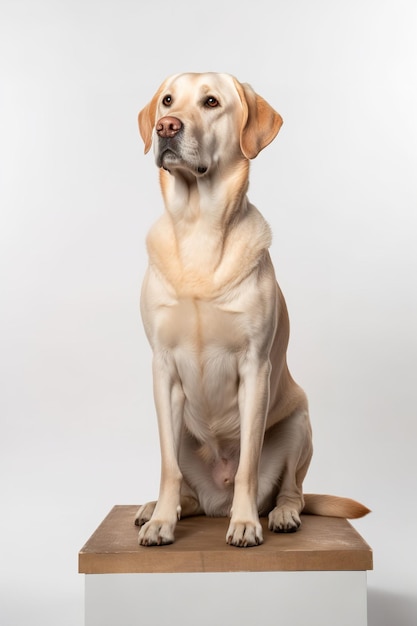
left=156, top=116, right=182, bottom=138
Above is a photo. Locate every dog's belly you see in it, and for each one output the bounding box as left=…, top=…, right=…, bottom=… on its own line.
left=179, top=346, right=241, bottom=444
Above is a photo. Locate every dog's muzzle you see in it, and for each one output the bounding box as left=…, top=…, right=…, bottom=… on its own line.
left=155, top=116, right=207, bottom=175
left=155, top=116, right=183, bottom=170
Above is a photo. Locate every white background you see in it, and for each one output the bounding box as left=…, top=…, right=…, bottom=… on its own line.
left=1, top=1, right=416, bottom=624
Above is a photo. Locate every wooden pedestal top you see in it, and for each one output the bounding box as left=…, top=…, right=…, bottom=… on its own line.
left=79, top=505, right=372, bottom=574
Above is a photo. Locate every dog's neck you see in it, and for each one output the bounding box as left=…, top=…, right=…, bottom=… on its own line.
left=159, top=159, right=250, bottom=228
left=146, top=160, right=272, bottom=299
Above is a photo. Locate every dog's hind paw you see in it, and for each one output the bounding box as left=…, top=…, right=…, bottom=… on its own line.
left=268, top=505, right=301, bottom=533
left=134, top=501, right=157, bottom=527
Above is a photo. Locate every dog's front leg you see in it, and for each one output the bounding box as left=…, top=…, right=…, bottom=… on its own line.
left=226, top=356, right=270, bottom=547
left=138, top=353, right=185, bottom=546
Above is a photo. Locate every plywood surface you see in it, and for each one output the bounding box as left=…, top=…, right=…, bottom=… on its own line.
left=79, top=505, right=372, bottom=574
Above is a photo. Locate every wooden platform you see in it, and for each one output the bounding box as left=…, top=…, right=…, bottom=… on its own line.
left=79, top=505, right=372, bottom=574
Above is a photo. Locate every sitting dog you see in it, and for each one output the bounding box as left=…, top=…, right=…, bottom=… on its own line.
left=134, top=72, right=369, bottom=547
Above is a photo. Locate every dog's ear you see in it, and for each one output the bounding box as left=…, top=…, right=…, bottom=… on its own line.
left=138, top=95, right=159, bottom=154
left=138, top=81, right=167, bottom=154
left=233, top=79, right=283, bottom=159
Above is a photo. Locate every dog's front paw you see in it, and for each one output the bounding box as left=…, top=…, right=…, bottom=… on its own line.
left=138, top=519, right=176, bottom=546
left=268, top=505, right=301, bottom=533
left=134, top=501, right=157, bottom=527
left=226, top=520, right=263, bottom=547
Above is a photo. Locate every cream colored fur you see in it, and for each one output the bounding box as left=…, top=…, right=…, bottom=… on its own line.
left=135, top=72, right=369, bottom=547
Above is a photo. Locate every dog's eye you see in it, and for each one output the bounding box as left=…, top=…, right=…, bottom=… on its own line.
left=205, top=96, right=219, bottom=108
left=162, top=95, right=172, bottom=106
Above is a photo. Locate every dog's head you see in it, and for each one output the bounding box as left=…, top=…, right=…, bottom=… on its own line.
left=138, top=73, right=283, bottom=178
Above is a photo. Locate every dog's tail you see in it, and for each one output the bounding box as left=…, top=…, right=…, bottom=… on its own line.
left=302, top=494, right=371, bottom=519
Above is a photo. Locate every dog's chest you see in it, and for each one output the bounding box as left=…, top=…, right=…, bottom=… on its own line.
left=156, top=297, right=244, bottom=354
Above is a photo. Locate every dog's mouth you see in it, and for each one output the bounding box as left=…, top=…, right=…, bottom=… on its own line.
left=157, top=142, right=208, bottom=177
left=157, top=148, right=178, bottom=171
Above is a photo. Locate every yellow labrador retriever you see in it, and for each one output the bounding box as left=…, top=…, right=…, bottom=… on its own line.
left=135, top=72, right=369, bottom=547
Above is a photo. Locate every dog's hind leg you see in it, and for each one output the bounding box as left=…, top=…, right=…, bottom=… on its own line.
left=258, top=408, right=313, bottom=533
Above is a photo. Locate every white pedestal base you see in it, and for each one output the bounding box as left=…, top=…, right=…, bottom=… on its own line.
left=85, top=570, right=368, bottom=626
